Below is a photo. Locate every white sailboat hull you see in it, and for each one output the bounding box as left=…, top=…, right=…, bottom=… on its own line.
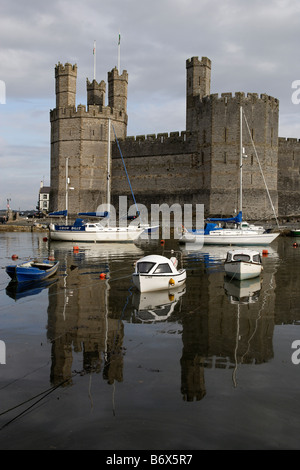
left=180, top=230, right=279, bottom=246
left=49, top=225, right=144, bottom=242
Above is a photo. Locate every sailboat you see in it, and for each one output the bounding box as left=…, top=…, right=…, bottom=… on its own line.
left=49, top=119, right=145, bottom=243
left=179, top=107, right=280, bottom=246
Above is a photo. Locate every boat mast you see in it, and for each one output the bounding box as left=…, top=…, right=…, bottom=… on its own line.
left=239, top=106, right=243, bottom=215
left=107, top=118, right=111, bottom=227
left=65, top=156, right=68, bottom=225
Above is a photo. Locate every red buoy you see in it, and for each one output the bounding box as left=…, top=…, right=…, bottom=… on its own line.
left=100, top=273, right=106, bottom=279
left=293, top=242, right=298, bottom=248
left=73, top=246, right=79, bottom=252
left=11, top=254, right=18, bottom=260
left=262, top=249, right=268, bottom=256
left=160, top=239, right=165, bottom=245
left=43, top=237, right=48, bottom=242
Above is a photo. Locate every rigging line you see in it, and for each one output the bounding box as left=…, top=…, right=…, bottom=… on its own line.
left=111, top=124, right=140, bottom=216
left=0, top=272, right=133, bottom=313
left=0, top=376, right=72, bottom=429
left=242, top=109, right=280, bottom=228
left=0, top=361, right=50, bottom=392
left=232, top=304, right=240, bottom=388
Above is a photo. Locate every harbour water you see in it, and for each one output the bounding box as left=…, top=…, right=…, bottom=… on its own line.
left=0, top=231, right=300, bottom=450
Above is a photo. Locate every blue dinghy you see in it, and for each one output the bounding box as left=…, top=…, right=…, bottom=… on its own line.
left=6, top=259, right=59, bottom=283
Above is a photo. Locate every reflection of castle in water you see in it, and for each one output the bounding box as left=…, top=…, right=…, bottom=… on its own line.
left=46, top=244, right=277, bottom=402
left=47, top=262, right=125, bottom=387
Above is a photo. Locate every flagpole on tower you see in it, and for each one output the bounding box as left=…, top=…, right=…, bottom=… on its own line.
left=117, top=32, right=121, bottom=74
left=93, top=40, right=96, bottom=80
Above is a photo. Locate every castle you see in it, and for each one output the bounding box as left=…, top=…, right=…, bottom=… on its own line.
left=50, top=56, right=300, bottom=221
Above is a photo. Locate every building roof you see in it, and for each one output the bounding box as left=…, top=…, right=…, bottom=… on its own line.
left=39, top=186, right=51, bottom=194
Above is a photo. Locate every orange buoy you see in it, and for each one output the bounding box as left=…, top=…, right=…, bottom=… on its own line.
left=160, top=239, right=165, bottom=245
left=73, top=246, right=79, bottom=252
left=169, top=278, right=175, bottom=286
left=48, top=256, right=55, bottom=261
left=262, top=249, right=268, bottom=256
left=293, top=242, right=298, bottom=248
left=100, top=273, right=106, bottom=279
left=11, top=254, right=18, bottom=260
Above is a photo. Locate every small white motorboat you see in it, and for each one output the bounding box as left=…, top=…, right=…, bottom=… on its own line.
left=132, top=253, right=186, bottom=293
left=224, top=249, right=262, bottom=281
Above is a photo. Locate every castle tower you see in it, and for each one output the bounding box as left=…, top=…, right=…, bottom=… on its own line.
left=55, top=62, right=77, bottom=108
left=108, top=67, right=128, bottom=112
left=186, top=56, right=211, bottom=132
left=198, top=92, right=279, bottom=218
left=50, top=62, right=128, bottom=216
left=87, top=79, right=106, bottom=106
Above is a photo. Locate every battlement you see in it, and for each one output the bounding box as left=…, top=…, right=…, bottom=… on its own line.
left=108, top=67, right=128, bottom=82
left=55, top=62, right=77, bottom=76
left=201, top=92, right=279, bottom=105
left=86, top=78, right=106, bottom=90
left=279, top=137, right=300, bottom=144
left=50, top=103, right=127, bottom=121
left=124, top=131, right=191, bottom=143
left=186, top=56, right=211, bottom=68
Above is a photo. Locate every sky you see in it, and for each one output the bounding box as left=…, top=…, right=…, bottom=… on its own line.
left=1, top=0, right=300, bottom=210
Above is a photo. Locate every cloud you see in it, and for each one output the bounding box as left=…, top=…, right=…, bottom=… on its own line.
left=1, top=0, right=300, bottom=208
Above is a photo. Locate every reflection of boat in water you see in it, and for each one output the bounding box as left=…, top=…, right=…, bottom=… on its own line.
left=132, top=286, right=186, bottom=323
left=224, top=249, right=262, bottom=281
left=6, top=278, right=59, bottom=301
left=49, top=241, right=144, bottom=260
left=224, top=277, right=262, bottom=304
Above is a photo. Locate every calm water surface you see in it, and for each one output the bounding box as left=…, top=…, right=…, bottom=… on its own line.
left=0, top=232, right=300, bottom=450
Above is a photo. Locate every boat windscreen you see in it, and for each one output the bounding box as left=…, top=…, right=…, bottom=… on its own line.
left=136, top=262, right=156, bottom=273
left=232, top=254, right=251, bottom=262
left=154, top=263, right=173, bottom=274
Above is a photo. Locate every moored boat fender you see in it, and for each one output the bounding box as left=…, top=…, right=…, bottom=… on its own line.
left=169, top=278, right=175, bottom=286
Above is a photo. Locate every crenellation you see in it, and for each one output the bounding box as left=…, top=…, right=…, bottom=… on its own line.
left=50, top=55, right=300, bottom=219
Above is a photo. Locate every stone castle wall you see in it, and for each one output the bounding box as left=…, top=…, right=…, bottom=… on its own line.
left=50, top=57, right=300, bottom=220
left=278, top=137, right=300, bottom=216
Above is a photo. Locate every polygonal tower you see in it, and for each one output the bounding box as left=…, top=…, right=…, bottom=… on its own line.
left=50, top=62, right=128, bottom=217
left=186, top=56, right=211, bottom=132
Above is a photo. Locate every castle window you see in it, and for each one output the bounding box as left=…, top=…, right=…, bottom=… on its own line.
left=203, top=130, right=206, bottom=143
left=224, top=152, right=227, bottom=163
left=201, top=151, right=204, bottom=165
left=224, top=128, right=227, bottom=142
left=251, top=128, right=254, bottom=140
left=251, top=154, right=253, bottom=165
left=271, top=127, right=273, bottom=145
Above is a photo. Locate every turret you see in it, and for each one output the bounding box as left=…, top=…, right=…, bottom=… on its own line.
left=186, top=56, right=211, bottom=131
left=108, top=67, right=128, bottom=112
left=55, top=62, right=77, bottom=108
left=87, top=79, right=106, bottom=107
